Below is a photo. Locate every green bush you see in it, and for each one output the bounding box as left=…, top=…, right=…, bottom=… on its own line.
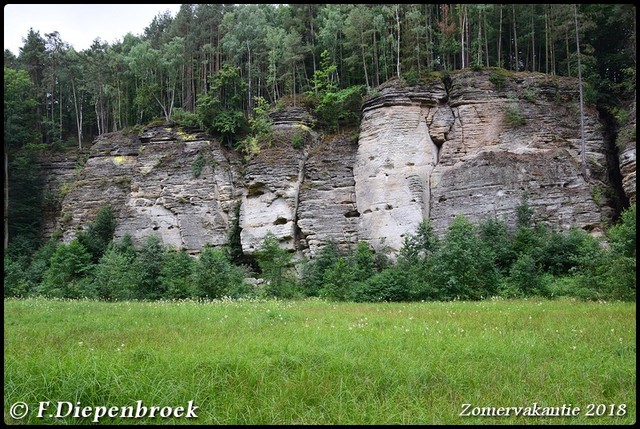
left=546, top=275, right=582, bottom=298
left=172, top=108, right=199, bottom=128
left=194, top=245, right=246, bottom=299
left=196, top=65, right=249, bottom=147
left=192, top=152, right=206, bottom=178
left=319, top=241, right=377, bottom=301
left=505, top=104, right=526, bottom=126
left=291, top=130, right=305, bottom=149
left=134, top=235, right=166, bottom=300
left=94, top=246, right=138, bottom=301
left=160, top=249, right=196, bottom=299
left=77, top=205, right=117, bottom=263
left=509, top=253, right=550, bottom=297
left=402, top=68, right=420, bottom=85
left=353, top=266, right=411, bottom=302
left=299, top=241, right=342, bottom=297
left=608, top=203, right=636, bottom=258
left=538, top=228, right=603, bottom=276
left=430, top=215, right=500, bottom=300
left=255, top=233, right=297, bottom=298
left=315, top=85, right=366, bottom=130
left=4, top=255, right=29, bottom=297
left=320, top=258, right=358, bottom=301
left=398, top=219, right=439, bottom=265
left=489, top=68, right=510, bottom=91
left=477, top=218, right=515, bottom=275
left=39, top=239, right=95, bottom=298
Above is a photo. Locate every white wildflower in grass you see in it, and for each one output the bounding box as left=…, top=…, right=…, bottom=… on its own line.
left=4, top=297, right=636, bottom=425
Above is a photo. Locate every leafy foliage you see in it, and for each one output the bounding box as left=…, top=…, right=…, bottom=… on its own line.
left=193, top=245, right=246, bottom=299
left=238, top=96, right=273, bottom=156
left=430, top=215, right=500, bottom=300
left=191, top=152, right=205, bottom=178
left=255, top=233, right=296, bottom=298
left=133, top=235, right=166, bottom=300
left=196, top=64, right=248, bottom=146
left=39, top=240, right=94, bottom=298
left=94, top=246, right=137, bottom=301
left=5, top=205, right=635, bottom=303
left=160, top=249, right=196, bottom=299
left=77, top=205, right=117, bottom=263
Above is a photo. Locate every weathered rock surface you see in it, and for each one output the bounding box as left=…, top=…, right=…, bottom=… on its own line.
left=38, top=148, right=84, bottom=238
left=57, top=127, right=243, bottom=253
left=619, top=140, right=636, bottom=204
left=354, top=79, right=445, bottom=251
left=239, top=130, right=306, bottom=253
left=297, top=134, right=360, bottom=257
left=618, top=101, right=636, bottom=204
left=429, top=70, right=610, bottom=236
left=45, top=71, right=627, bottom=259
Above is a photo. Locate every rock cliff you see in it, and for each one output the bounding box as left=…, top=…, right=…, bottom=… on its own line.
left=46, top=70, right=630, bottom=258
left=56, top=128, right=243, bottom=253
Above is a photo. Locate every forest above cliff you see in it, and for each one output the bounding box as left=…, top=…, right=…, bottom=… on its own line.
left=4, top=4, right=636, bottom=254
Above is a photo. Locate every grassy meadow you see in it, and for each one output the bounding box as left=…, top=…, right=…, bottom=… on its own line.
left=4, top=297, right=636, bottom=424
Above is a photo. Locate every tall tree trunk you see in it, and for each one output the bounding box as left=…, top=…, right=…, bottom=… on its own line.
left=460, top=5, right=466, bottom=69
left=292, top=63, right=296, bottom=106
left=95, top=102, right=101, bottom=136
left=465, top=6, right=470, bottom=67
left=373, top=30, right=380, bottom=87
left=574, top=4, right=587, bottom=180
left=308, top=4, right=317, bottom=76
left=531, top=5, right=535, bottom=72
left=247, top=43, right=252, bottom=112
left=477, top=7, right=482, bottom=66
left=544, top=5, right=549, bottom=74
left=59, top=84, right=63, bottom=141
left=498, top=5, right=503, bottom=68
left=565, top=28, right=571, bottom=76
left=512, top=5, right=519, bottom=70
left=396, top=4, right=401, bottom=77
left=4, top=146, right=8, bottom=250
left=361, top=29, right=369, bottom=87
left=71, top=79, right=82, bottom=149
left=484, top=7, right=490, bottom=67
left=426, top=6, right=433, bottom=70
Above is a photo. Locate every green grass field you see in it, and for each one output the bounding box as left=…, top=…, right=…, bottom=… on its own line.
left=4, top=297, right=636, bottom=425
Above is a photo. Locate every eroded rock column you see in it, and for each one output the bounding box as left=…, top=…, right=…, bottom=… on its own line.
left=354, top=104, right=440, bottom=253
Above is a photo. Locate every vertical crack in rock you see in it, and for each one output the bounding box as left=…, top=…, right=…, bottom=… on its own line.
left=293, top=148, right=309, bottom=252
left=425, top=104, right=454, bottom=220
left=174, top=207, right=186, bottom=250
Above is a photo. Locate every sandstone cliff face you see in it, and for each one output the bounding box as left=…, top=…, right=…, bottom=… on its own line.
left=57, top=128, right=243, bottom=253
left=240, top=109, right=359, bottom=257
left=239, top=130, right=306, bottom=253
left=297, top=134, right=360, bottom=257
left=429, top=71, right=610, bottom=236
left=48, top=70, right=628, bottom=258
left=353, top=70, right=614, bottom=254
left=354, top=80, right=446, bottom=251
left=39, top=149, right=83, bottom=238
left=618, top=101, right=636, bottom=204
